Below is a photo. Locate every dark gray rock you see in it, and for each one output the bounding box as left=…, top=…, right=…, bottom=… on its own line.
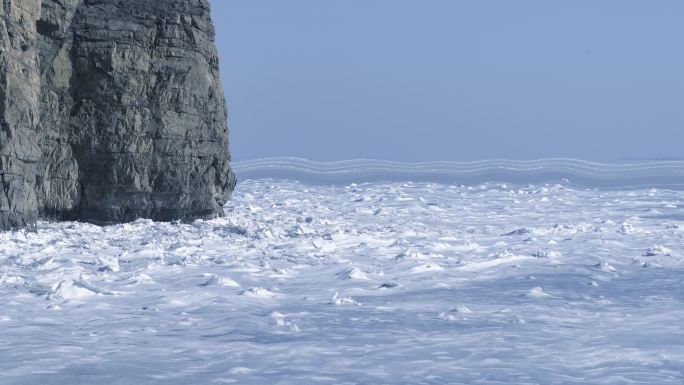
left=0, top=0, right=234, bottom=230
left=0, top=1, right=42, bottom=230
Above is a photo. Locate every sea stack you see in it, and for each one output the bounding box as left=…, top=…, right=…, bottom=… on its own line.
left=0, top=0, right=235, bottom=230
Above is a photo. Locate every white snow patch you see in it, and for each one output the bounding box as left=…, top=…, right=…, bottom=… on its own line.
left=409, top=263, right=444, bottom=273
left=458, top=255, right=530, bottom=272
left=201, top=274, right=240, bottom=287
left=330, top=292, right=361, bottom=306
left=240, top=287, right=276, bottom=298
left=595, top=262, right=617, bottom=273
left=337, top=267, right=370, bottom=280
left=643, top=245, right=672, bottom=257
left=526, top=287, right=550, bottom=298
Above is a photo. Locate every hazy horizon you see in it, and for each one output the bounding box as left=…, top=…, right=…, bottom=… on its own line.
left=210, top=1, right=684, bottom=163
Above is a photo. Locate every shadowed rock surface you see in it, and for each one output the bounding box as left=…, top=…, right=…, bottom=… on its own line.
left=0, top=0, right=234, bottom=230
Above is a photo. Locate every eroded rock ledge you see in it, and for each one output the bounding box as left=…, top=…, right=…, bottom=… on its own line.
left=0, top=0, right=235, bottom=229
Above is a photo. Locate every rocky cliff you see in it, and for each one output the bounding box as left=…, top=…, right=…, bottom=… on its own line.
left=0, top=0, right=235, bottom=230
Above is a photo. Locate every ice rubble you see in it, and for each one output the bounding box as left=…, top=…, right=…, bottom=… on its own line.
left=0, top=179, right=683, bottom=384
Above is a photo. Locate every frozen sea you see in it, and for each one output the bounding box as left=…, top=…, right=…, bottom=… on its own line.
left=1, top=159, right=684, bottom=384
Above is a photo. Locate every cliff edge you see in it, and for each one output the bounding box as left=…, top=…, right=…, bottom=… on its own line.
left=0, top=0, right=235, bottom=230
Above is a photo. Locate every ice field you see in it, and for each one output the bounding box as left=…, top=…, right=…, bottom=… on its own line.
left=1, top=160, right=684, bottom=384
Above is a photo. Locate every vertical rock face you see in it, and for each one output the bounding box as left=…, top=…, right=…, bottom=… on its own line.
left=0, top=1, right=42, bottom=229
left=0, top=0, right=235, bottom=230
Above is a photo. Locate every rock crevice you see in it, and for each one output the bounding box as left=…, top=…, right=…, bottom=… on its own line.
left=0, top=0, right=234, bottom=230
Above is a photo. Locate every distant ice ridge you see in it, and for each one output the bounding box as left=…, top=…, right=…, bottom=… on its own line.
left=233, top=157, right=684, bottom=189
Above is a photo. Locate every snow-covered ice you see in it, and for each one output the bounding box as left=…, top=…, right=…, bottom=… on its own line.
left=1, top=176, right=684, bottom=384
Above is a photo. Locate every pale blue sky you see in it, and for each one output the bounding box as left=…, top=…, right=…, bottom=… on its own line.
left=210, top=1, right=684, bottom=162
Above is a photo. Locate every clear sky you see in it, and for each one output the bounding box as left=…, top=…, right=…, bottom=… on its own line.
left=209, top=1, right=684, bottom=162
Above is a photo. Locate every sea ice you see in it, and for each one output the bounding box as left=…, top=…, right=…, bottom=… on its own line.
left=1, top=178, right=683, bottom=384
